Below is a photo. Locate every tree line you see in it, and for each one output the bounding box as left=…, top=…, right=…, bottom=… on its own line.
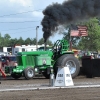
left=0, top=34, right=53, bottom=47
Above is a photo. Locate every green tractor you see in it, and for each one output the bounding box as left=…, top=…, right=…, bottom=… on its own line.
left=5, top=39, right=80, bottom=79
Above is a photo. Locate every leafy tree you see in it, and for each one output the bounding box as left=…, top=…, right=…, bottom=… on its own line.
left=46, top=39, right=53, bottom=46
left=9, top=38, right=18, bottom=47
left=38, top=38, right=44, bottom=45
left=3, top=34, right=11, bottom=46
left=32, top=38, right=36, bottom=45
left=4, top=34, right=11, bottom=39
left=16, top=37, right=24, bottom=45
left=78, top=18, right=100, bottom=51
left=0, top=33, right=4, bottom=47
left=24, top=38, right=32, bottom=45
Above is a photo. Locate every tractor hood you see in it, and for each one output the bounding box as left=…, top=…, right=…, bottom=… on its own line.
left=17, top=51, right=53, bottom=57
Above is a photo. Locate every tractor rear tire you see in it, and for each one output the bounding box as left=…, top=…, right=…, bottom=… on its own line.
left=54, top=54, right=80, bottom=79
left=24, top=67, right=35, bottom=80
left=11, top=73, right=22, bottom=79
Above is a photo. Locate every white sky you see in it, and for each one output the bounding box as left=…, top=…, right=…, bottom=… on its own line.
left=0, top=0, right=66, bottom=43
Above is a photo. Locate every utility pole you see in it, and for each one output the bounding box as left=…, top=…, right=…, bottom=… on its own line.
left=36, top=26, right=39, bottom=50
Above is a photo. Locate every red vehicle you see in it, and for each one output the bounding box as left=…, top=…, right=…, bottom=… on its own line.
left=1, top=56, right=17, bottom=67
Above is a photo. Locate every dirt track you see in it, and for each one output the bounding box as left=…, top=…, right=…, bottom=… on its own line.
left=1, top=87, right=100, bottom=100
left=0, top=76, right=100, bottom=100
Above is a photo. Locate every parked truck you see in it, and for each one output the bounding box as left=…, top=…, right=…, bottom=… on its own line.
left=5, top=39, right=80, bottom=79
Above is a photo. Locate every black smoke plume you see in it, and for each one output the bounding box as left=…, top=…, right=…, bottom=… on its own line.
left=41, top=0, right=100, bottom=42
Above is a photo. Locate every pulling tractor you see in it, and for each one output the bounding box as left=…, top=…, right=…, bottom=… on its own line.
left=5, top=39, right=80, bottom=79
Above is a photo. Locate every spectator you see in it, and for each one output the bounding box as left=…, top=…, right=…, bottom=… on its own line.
left=98, top=54, right=100, bottom=58
left=91, top=53, right=94, bottom=59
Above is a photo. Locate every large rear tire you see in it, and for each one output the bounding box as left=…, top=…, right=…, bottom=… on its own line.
left=24, top=67, right=35, bottom=80
left=54, top=54, right=80, bottom=79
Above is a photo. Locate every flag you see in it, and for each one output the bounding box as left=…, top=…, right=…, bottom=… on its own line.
left=78, top=26, right=88, bottom=36
left=70, top=30, right=79, bottom=36
left=70, top=25, right=88, bottom=37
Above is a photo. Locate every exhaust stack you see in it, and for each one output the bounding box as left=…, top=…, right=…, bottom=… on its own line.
left=44, top=41, right=47, bottom=51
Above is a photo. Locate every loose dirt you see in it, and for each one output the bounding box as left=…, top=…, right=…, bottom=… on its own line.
left=0, top=75, right=100, bottom=100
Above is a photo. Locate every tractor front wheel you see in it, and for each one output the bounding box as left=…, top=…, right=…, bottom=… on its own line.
left=24, top=67, right=35, bottom=80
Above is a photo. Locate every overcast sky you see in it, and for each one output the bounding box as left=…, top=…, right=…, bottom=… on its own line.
left=0, top=0, right=66, bottom=43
